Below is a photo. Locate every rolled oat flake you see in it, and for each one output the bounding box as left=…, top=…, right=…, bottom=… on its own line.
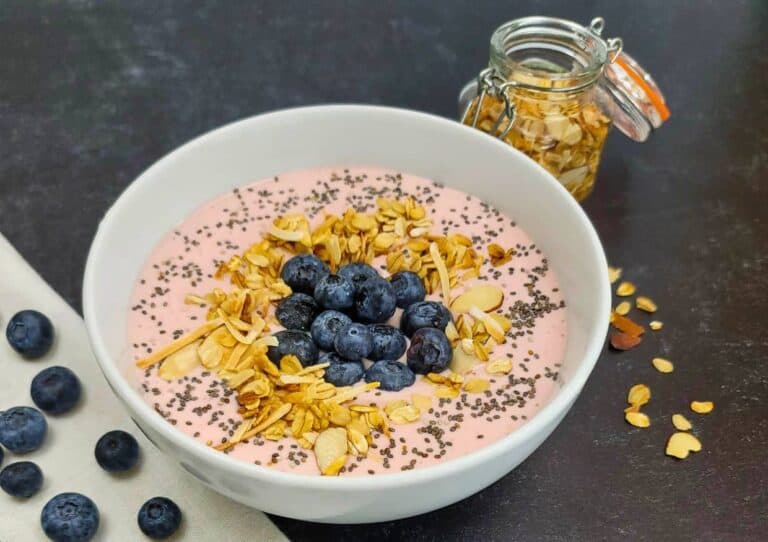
left=459, top=16, right=669, bottom=201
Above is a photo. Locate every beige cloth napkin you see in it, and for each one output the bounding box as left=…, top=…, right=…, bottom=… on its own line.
left=0, top=234, right=288, bottom=541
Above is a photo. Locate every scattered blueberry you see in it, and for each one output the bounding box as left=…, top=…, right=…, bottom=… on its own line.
left=0, top=461, right=43, bottom=498
left=41, top=492, right=99, bottom=542
left=275, top=293, right=320, bottom=331
left=338, top=263, right=379, bottom=294
left=406, top=327, right=453, bottom=374
left=314, top=274, right=355, bottom=310
left=30, top=366, right=82, bottom=415
left=138, top=496, right=182, bottom=540
left=389, top=271, right=427, bottom=308
left=334, top=323, right=373, bottom=361
left=400, top=301, right=452, bottom=337
left=364, top=360, right=416, bottom=391
left=0, top=406, right=47, bottom=454
left=6, top=310, right=54, bottom=359
left=368, top=324, right=408, bottom=361
left=323, top=360, right=365, bottom=387
left=267, top=330, right=319, bottom=367
left=0, top=445, right=3, bottom=466
left=310, top=310, right=352, bottom=351
left=354, top=277, right=397, bottom=324
left=280, top=254, right=329, bottom=294
left=94, top=430, right=139, bottom=472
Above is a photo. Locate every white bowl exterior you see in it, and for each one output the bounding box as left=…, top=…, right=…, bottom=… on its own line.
left=84, top=105, right=610, bottom=523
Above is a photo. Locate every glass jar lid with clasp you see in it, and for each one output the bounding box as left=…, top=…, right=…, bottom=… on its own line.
left=459, top=16, right=669, bottom=201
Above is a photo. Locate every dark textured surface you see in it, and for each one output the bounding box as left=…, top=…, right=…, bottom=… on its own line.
left=1, top=1, right=766, bottom=540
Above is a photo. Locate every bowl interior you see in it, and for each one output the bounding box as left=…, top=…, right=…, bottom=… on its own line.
left=84, top=105, right=609, bottom=476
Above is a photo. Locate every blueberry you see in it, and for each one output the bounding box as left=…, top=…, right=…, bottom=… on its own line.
left=30, top=366, right=81, bottom=415
left=389, top=271, right=426, bottom=308
left=0, top=406, right=47, bottom=454
left=0, top=461, right=43, bottom=498
left=94, top=430, right=140, bottom=472
left=364, top=360, right=416, bottom=391
left=400, top=301, right=452, bottom=337
left=368, top=324, right=407, bottom=361
left=0, top=445, right=3, bottom=466
left=138, top=496, right=182, bottom=540
left=267, top=330, right=319, bottom=367
left=280, top=254, right=329, bottom=294
left=310, top=310, right=352, bottom=351
left=313, top=274, right=355, bottom=310
left=42, top=492, right=99, bottom=541
left=334, top=323, right=373, bottom=361
left=275, top=293, right=320, bottom=331
left=323, top=360, right=365, bottom=387
left=338, top=263, right=379, bottom=294
left=6, top=310, right=54, bottom=359
left=318, top=351, right=347, bottom=365
left=354, top=277, right=397, bottom=324
left=406, top=328, right=453, bottom=374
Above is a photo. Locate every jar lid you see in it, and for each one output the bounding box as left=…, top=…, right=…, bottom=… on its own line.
left=599, top=51, right=670, bottom=142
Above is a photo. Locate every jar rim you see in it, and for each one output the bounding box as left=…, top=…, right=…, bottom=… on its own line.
left=490, top=16, right=608, bottom=92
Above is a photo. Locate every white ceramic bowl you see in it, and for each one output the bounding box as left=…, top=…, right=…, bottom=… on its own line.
left=83, top=105, right=610, bottom=523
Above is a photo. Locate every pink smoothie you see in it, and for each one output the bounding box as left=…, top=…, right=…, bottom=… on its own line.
left=129, top=166, right=567, bottom=476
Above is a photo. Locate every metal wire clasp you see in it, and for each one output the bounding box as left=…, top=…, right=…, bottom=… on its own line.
left=589, top=17, right=623, bottom=63
left=460, top=67, right=518, bottom=140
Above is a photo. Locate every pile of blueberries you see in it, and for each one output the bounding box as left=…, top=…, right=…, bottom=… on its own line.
left=2, top=310, right=181, bottom=541
left=268, top=255, right=454, bottom=391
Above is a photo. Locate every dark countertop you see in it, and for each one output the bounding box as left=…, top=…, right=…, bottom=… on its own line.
left=1, top=1, right=766, bottom=540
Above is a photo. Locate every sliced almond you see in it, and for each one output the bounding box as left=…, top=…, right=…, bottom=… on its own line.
left=636, top=296, right=658, bottom=313
left=435, top=385, right=460, bottom=399
left=469, top=306, right=506, bottom=343
left=429, top=242, right=451, bottom=304
left=614, top=301, right=631, bottom=316
left=672, top=414, right=692, bottom=431
left=649, top=320, right=664, bottom=331
left=627, top=384, right=651, bottom=407
left=158, top=339, right=202, bottom=381
left=449, top=347, right=477, bottom=374
left=463, top=378, right=490, bottom=394
left=652, top=357, right=674, bottom=373
left=136, top=317, right=224, bottom=368
left=314, top=427, right=348, bottom=475
left=450, top=285, right=504, bottom=314
left=608, top=266, right=622, bottom=284
left=411, top=393, right=432, bottom=411
left=388, top=405, right=420, bottom=424
left=625, top=411, right=650, bottom=428
left=486, top=358, right=513, bottom=375
left=690, top=401, right=714, bottom=414
left=616, top=281, right=636, bottom=297
left=666, top=432, right=702, bottom=459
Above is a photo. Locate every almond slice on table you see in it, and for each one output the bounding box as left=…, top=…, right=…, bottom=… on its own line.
left=666, top=432, right=702, bottom=459
left=672, top=414, right=692, bottom=431
left=625, top=411, right=651, bottom=428
left=450, top=285, right=504, bottom=314
left=690, top=401, right=714, bottom=414
left=314, top=427, right=349, bottom=476
left=652, top=357, right=674, bottom=373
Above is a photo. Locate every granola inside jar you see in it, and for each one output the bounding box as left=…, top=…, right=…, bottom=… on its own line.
left=460, top=17, right=668, bottom=201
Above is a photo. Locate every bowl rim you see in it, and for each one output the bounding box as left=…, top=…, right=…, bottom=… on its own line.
left=83, top=104, right=611, bottom=490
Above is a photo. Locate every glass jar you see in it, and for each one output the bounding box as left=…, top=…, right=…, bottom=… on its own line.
left=459, top=16, right=668, bottom=201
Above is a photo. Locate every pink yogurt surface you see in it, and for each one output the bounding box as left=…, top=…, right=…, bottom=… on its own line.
left=128, top=166, right=567, bottom=476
